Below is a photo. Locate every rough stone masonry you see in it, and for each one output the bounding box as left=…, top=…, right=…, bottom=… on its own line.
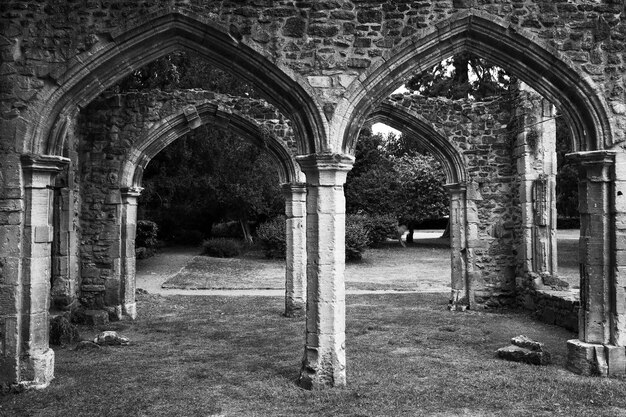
left=1, top=0, right=625, bottom=390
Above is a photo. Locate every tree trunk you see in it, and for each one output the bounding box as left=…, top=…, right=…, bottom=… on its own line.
left=240, top=219, right=253, bottom=245
left=406, top=228, right=414, bottom=244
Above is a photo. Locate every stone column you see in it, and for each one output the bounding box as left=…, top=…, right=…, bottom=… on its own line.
left=296, top=153, right=353, bottom=389
left=515, top=92, right=558, bottom=278
left=446, top=183, right=469, bottom=309
left=120, top=187, right=142, bottom=319
left=20, top=154, right=69, bottom=388
left=50, top=170, right=78, bottom=312
left=566, top=150, right=622, bottom=376
left=282, top=183, right=307, bottom=317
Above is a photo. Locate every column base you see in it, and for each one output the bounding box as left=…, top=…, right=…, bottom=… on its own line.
left=284, top=298, right=305, bottom=318
left=20, top=348, right=55, bottom=389
left=567, top=339, right=626, bottom=377
left=124, top=302, right=137, bottom=320
left=448, top=289, right=468, bottom=311
left=298, top=343, right=347, bottom=390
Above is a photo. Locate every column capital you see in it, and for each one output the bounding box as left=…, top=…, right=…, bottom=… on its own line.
left=21, top=154, right=70, bottom=188
left=296, top=153, right=354, bottom=186
left=444, top=182, right=467, bottom=194
left=281, top=182, right=307, bottom=197
left=566, top=150, right=616, bottom=166
left=566, top=150, right=616, bottom=182
left=120, top=186, right=143, bottom=198
left=21, top=154, right=70, bottom=172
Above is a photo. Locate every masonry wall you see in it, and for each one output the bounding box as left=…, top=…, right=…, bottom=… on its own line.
left=72, top=90, right=294, bottom=312
left=388, top=93, right=519, bottom=301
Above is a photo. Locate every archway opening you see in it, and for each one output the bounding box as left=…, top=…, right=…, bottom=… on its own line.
left=49, top=50, right=301, bottom=324
left=343, top=126, right=452, bottom=293
left=348, top=41, right=583, bottom=312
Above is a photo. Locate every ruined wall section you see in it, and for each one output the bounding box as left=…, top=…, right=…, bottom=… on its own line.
left=73, top=89, right=294, bottom=312
left=1, top=1, right=622, bottom=79
left=0, top=1, right=623, bottom=155
left=387, top=93, right=518, bottom=301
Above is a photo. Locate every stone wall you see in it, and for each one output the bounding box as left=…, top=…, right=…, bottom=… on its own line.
left=387, top=92, right=519, bottom=301
left=73, top=89, right=294, bottom=313
left=1, top=0, right=625, bottom=388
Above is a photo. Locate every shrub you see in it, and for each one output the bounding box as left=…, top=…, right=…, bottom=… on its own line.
left=136, top=220, right=159, bottom=249
left=202, top=238, right=244, bottom=258
left=346, top=215, right=369, bottom=261
left=256, top=215, right=370, bottom=261
left=212, top=221, right=244, bottom=239
left=362, top=214, right=398, bottom=246
left=257, top=216, right=286, bottom=259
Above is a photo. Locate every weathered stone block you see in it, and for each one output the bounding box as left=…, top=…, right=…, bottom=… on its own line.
left=496, top=345, right=551, bottom=365
left=567, top=339, right=600, bottom=376
left=607, top=345, right=626, bottom=376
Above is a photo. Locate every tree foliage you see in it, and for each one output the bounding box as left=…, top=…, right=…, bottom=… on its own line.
left=406, top=52, right=514, bottom=100
left=112, top=51, right=258, bottom=97
left=139, top=126, right=283, bottom=240
left=345, top=128, right=449, bottom=227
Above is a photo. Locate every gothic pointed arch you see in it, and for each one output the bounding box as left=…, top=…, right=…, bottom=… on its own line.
left=23, top=10, right=325, bottom=157
left=120, top=102, right=300, bottom=189
left=367, top=101, right=467, bottom=185
left=338, top=10, right=612, bottom=155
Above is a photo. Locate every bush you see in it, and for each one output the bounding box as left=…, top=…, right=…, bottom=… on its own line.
left=346, top=215, right=369, bottom=261
left=256, top=215, right=371, bottom=261
left=136, top=220, right=159, bottom=249
left=257, top=216, right=286, bottom=259
left=212, top=221, right=244, bottom=239
left=202, top=238, right=244, bottom=258
left=362, top=214, right=398, bottom=246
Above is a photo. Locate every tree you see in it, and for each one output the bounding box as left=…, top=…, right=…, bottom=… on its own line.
left=345, top=128, right=400, bottom=215
left=393, top=154, right=449, bottom=228
left=113, top=52, right=283, bottom=243
left=406, top=52, right=514, bottom=100
left=344, top=128, right=449, bottom=242
left=112, top=51, right=259, bottom=97
left=139, top=125, right=283, bottom=242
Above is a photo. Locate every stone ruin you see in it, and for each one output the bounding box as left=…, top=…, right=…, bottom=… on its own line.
left=1, top=0, right=626, bottom=390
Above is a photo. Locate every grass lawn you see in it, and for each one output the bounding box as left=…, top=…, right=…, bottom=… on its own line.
left=161, top=239, right=451, bottom=293
left=3, top=292, right=626, bottom=417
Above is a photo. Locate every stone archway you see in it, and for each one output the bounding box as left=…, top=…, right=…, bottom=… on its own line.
left=2, top=0, right=625, bottom=391
left=23, top=11, right=327, bottom=158
left=336, top=10, right=613, bottom=155
left=8, top=11, right=327, bottom=388
left=68, top=91, right=306, bottom=322
left=367, top=102, right=470, bottom=307
left=335, top=10, right=619, bottom=377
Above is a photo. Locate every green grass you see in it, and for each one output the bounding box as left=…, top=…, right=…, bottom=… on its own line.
left=3, top=293, right=626, bottom=416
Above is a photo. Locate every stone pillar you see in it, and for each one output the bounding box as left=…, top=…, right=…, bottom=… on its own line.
left=50, top=170, right=78, bottom=312
left=20, top=154, right=69, bottom=388
left=296, top=154, right=353, bottom=389
left=282, top=183, right=307, bottom=317
left=120, top=187, right=142, bottom=319
left=515, top=91, right=558, bottom=278
left=464, top=181, right=481, bottom=306
left=566, top=151, right=623, bottom=376
left=446, top=183, right=469, bottom=309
